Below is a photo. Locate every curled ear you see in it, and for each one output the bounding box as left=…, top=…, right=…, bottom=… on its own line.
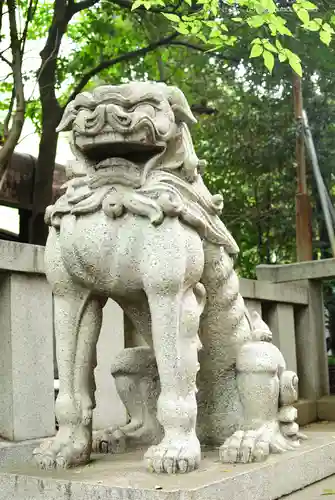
left=56, top=92, right=95, bottom=132
left=56, top=101, right=76, bottom=133
left=166, top=85, right=197, bottom=126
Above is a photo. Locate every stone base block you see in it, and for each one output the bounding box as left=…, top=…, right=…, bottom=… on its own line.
left=0, top=438, right=44, bottom=467
left=1, top=423, right=335, bottom=500
left=294, top=399, right=317, bottom=426
left=317, top=395, right=335, bottom=421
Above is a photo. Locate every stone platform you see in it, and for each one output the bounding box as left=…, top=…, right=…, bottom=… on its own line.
left=1, top=423, right=335, bottom=500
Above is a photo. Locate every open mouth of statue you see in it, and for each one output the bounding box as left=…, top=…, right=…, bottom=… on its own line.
left=83, top=142, right=165, bottom=166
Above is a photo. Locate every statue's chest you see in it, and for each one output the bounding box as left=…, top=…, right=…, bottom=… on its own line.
left=58, top=213, right=143, bottom=293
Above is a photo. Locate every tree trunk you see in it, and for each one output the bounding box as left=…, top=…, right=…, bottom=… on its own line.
left=29, top=111, right=61, bottom=245
left=28, top=2, right=68, bottom=244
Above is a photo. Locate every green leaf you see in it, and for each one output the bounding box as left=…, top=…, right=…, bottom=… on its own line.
left=263, top=40, right=278, bottom=53
left=226, top=35, right=237, bottom=46
left=247, top=15, right=265, bottom=28
left=250, top=43, right=263, bottom=58
left=260, top=0, right=276, bottom=13
left=278, top=52, right=287, bottom=62
left=306, top=20, right=322, bottom=31
left=320, top=29, right=332, bottom=45
left=210, top=27, right=221, bottom=37
left=174, top=24, right=189, bottom=34
left=196, top=32, right=207, bottom=42
left=263, top=50, right=275, bottom=72
left=208, top=36, right=224, bottom=45
left=275, top=39, right=283, bottom=50
left=295, top=7, right=310, bottom=25
left=191, top=23, right=201, bottom=34
left=299, top=0, right=317, bottom=9
left=323, top=22, right=334, bottom=33
left=131, top=0, right=144, bottom=10
left=232, top=17, right=243, bottom=22
left=288, top=54, right=303, bottom=76
left=204, top=21, right=217, bottom=27
left=163, top=13, right=181, bottom=22
left=184, top=0, right=192, bottom=5
left=268, top=15, right=293, bottom=36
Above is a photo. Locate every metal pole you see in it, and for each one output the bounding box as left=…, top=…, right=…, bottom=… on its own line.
left=293, top=74, right=313, bottom=261
left=303, top=110, right=335, bottom=258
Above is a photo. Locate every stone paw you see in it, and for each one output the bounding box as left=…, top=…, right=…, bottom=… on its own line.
left=145, top=436, right=201, bottom=474
left=33, top=425, right=91, bottom=470
left=219, top=429, right=270, bottom=464
left=219, top=423, right=301, bottom=464
left=92, top=428, right=127, bottom=454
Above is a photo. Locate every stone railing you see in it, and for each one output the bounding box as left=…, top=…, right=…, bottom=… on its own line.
left=0, top=240, right=328, bottom=442
left=257, top=260, right=335, bottom=425
left=0, top=240, right=126, bottom=442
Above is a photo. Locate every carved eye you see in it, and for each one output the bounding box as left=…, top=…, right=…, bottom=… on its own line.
left=132, top=104, right=155, bottom=118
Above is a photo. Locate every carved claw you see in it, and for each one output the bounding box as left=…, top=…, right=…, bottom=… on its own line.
left=144, top=436, right=201, bottom=474
left=92, top=428, right=127, bottom=454
left=219, top=421, right=302, bottom=464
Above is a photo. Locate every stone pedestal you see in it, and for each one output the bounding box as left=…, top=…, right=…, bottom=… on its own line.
left=1, top=423, right=335, bottom=500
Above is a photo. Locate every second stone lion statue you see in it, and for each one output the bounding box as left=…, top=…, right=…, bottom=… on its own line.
left=34, top=81, right=303, bottom=473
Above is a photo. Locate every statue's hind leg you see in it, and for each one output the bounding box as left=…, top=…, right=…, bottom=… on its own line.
left=33, top=230, right=105, bottom=469
left=93, top=300, right=163, bottom=453
left=219, top=314, right=303, bottom=464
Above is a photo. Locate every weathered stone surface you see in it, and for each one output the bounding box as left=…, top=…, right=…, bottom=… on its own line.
left=294, top=400, right=317, bottom=427
left=0, top=240, right=44, bottom=274
left=317, top=395, right=335, bottom=421
left=0, top=438, right=44, bottom=467
left=1, top=424, right=335, bottom=500
left=240, top=278, right=308, bottom=305
left=0, top=273, right=54, bottom=441
left=37, top=81, right=302, bottom=474
left=257, top=259, right=335, bottom=282
left=266, top=303, right=297, bottom=374
left=257, top=265, right=329, bottom=401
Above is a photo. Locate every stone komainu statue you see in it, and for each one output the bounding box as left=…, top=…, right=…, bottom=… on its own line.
left=34, top=82, right=303, bottom=473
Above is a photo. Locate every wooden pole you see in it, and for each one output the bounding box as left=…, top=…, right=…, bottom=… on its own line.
left=293, top=74, right=313, bottom=261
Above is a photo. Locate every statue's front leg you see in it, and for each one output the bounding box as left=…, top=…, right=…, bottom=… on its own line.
left=144, top=284, right=204, bottom=474
left=220, top=328, right=302, bottom=464
left=33, top=230, right=104, bottom=469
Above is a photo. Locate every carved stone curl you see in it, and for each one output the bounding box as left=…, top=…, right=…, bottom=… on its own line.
left=35, top=82, right=302, bottom=474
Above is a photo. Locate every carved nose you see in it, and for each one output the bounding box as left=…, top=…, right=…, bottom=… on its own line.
left=116, top=113, right=131, bottom=125
left=114, top=108, right=131, bottom=126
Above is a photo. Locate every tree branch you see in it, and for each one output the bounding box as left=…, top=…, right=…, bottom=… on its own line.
left=71, top=0, right=100, bottom=14
left=20, top=0, right=39, bottom=57
left=0, top=54, right=12, bottom=67
left=3, top=86, right=16, bottom=139
left=0, top=0, right=25, bottom=174
left=168, top=40, right=240, bottom=62
left=0, top=1, right=4, bottom=38
left=65, top=32, right=178, bottom=106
